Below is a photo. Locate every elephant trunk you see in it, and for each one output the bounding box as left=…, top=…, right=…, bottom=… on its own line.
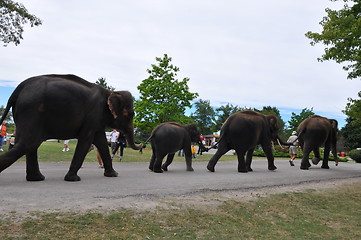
left=123, top=124, right=144, bottom=150
left=276, top=136, right=292, bottom=146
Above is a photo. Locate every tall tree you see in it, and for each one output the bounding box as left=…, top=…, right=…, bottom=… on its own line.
left=190, top=99, right=216, bottom=135
left=288, top=107, right=315, bottom=131
left=0, top=0, right=42, bottom=46
left=134, top=54, right=198, bottom=132
left=341, top=117, right=361, bottom=149
left=96, top=77, right=115, bottom=91
left=305, top=0, right=361, bottom=79
left=343, top=91, right=361, bottom=120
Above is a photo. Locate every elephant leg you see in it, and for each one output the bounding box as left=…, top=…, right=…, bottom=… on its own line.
left=312, top=148, right=321, bottom=165
left=321, top=143, right=330, bottom=169
left=245, top=149, right=254, bottom=172
left=64, top=138, right=93, bottom=181
left=149, top=152, right=156, bottom=171
left=162, top=153, right=175, bottom=171
left=153, top=152, right=167, bottom=173
left=300, top=143, right=312, bottom=170
left=183, top=149, right=194, bottom=172
left=235, top=148, right=248, bottom=173
left=0, top=142, right=27, bottom=173
left=262, top=144, right=277, bottom=171
left=26, top=149, right=45, bottom=181
left=93, top=133, right=118, bottom=178
left=207, top=143, right=230, bottom=172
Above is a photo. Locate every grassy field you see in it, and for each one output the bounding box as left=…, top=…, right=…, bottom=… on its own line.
left=1, top=141, right=361, bottom=239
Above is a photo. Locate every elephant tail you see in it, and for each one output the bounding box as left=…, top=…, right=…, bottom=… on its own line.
left=139, top=134, right=154, bottom=153
left=0, top=86, right=19, bottom=124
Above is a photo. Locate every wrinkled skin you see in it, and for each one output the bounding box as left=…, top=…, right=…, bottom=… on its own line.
left=297, top=115, right=338, bottom=170
left=147, top=122, right=206, bottom=173
left=0, top=74, right=142, bottom=181
left=207, top=110, right=290, bottom=173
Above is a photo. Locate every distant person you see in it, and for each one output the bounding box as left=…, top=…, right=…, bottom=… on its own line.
left=62, top=140, right=70, bottom=152
left=191, top=144, right=196, bottom=158
left=88, top=144, right=104, bottom=168
left=0, top=121, right=7, bottom=152
left=8, top=129, right=16, bottom=151
left=111, top=131, right=126, bottom=160
left=287, top=131, right=299, bottom=166
left=109, top=129, right=119, bottom=154
left=197, top=134, right=205, bottom=155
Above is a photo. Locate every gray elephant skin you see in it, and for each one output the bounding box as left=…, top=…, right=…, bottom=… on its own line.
left=146, top=122, right=206, bottom=173
left=0, top=74, right=142, bottom=181
left=207, top=110, right=289, bottom=173
left=297, top=115, right=338, bottom=170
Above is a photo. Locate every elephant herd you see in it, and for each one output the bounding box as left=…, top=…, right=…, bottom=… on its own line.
left=0, top=74, right=339, bottom=182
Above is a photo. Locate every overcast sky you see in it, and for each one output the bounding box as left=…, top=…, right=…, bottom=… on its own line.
left=0, top=0, right=360, bottom=128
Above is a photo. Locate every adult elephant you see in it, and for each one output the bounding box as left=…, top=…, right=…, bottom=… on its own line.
left=146, top=122, right=207, bottom=173
left=297, top=115, right=338, bottom=170
left=207, top=110, right=290, bottom=173
left=0, top=74, right=142, bottom=181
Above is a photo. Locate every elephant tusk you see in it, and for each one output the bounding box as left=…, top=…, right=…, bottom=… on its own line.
left=277, top=138, right=285, bottom=150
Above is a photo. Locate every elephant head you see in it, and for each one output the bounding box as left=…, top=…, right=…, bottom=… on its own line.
left=266, top=114, right=290, bottom=146
left=184, top=124, right=207, bottom=151
left=107, top=91, right=143, bottom=150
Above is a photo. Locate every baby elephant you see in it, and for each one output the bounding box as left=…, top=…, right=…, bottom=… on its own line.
left=146, top=122, right=206, bottom=173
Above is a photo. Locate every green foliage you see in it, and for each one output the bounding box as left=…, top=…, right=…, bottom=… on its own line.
left=134, top=54, right=198, bottom=132
left=341, top=117, right=361, bottom=149
left=343, top=91, right=361, bottom=120
left=191, top=99, right=216, bottom=134
left=288, top=108, right=315, bottom=131
left=349, top=149, right=361, bottom=163
left=0, top=0, right=42, bottom=46
left=305, top=0, right=361, bottom=79
left=95, top=77, right=115, bottom=91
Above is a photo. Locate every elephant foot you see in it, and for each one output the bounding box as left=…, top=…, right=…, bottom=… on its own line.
left=321, top=165, right=330, bottom=169
left=300, top=165, right=309, bottom=170
left=149, top=165, right=154, bottom=172
left=238, top=168, right=248, bottom=173
left=104, top=169, right=118, bottom=177
left=64, top=173, right=81, bottom=181
left=161, top=165, right=168, bottom=171
left=186, top=167, right=194, bottom=171
left=268, top=165, right=277, bottom=171
left=312, top=158, right=321, bottom=165
left=153, top=168, right=163, bottom=173
left=26, top=173, right=45, bottom=181
left=207, top=164, right=215, bottom=172
left=247, top=167, right=253, bottom=172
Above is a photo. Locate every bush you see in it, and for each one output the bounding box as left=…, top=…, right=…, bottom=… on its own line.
left=349, top=149, right=361, bottom=163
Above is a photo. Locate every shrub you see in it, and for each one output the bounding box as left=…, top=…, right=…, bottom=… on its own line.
left=349, top=149, right=361, bottom=163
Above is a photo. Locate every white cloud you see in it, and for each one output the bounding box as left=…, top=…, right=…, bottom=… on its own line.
left=0, top=0, right=359, bottom=127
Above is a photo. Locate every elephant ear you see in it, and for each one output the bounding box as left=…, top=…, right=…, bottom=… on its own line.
left=107, top=93, right=124, bottom=119
left=330, top=119, right=338, bottom=130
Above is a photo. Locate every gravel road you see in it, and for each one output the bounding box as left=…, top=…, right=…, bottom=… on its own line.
left=1, top=159, right=361, bottom=217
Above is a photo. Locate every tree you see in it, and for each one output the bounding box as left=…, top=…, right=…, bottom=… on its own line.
left=190, top=99, right=216, bottom=135
left=288, top=108, right=315, bottom=131
left=305, top=0, right=361, bottom=79
left=343, top=91, right=361, bottom=120
left=213, top=104, right=244, bottom=132
left=341, top=117, right=361, bottom=149
left=134, top=54, right=198, bottom=132
left=0, top=0, right=42, bottom=46
left=96, top=77, right=115, bottom=91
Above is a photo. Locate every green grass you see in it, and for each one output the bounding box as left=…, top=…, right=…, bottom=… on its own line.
left=0, top=183, right=360, bottom=239
left=0, top=141, right=238, bottom=163
left=1, top=141, right=361, bottom=239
